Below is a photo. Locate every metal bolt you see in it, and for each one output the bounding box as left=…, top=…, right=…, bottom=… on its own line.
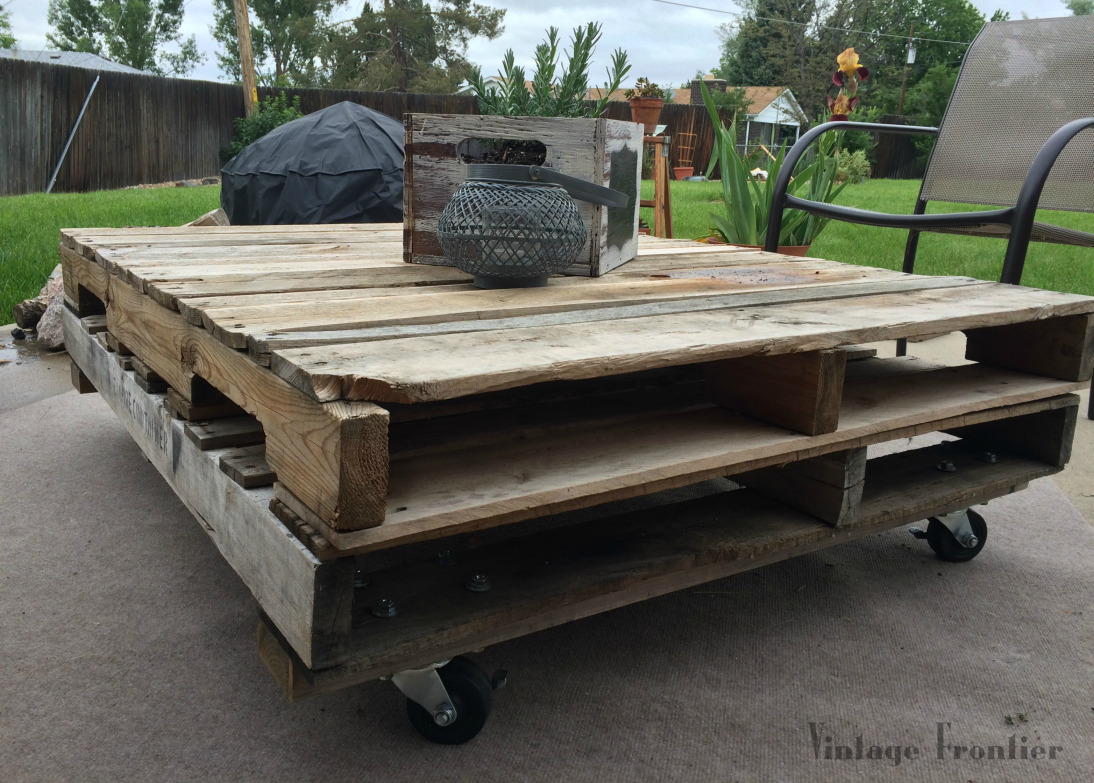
left=959, top=534, right=979, bottom=549
left=436, top=549, right=455, bottom=567
left=371, top=598, right=398, bottom=618
left=936, top=460, right=957, bottom=473
left=354, top=571, right=370, bottom=589
left=979, top=451, right=999, bottom=464
left=433, top=703, right=457, bottom=726
left=465, top=573, right=491, bottom=592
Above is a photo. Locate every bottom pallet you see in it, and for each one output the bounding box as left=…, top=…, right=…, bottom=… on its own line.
left=258, top=425, right=1071, bottom=701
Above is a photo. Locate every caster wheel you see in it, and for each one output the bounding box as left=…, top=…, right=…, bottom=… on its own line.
left=926, top=510, right=987, bottom=563
left=406, top=657, right=493, bottom=744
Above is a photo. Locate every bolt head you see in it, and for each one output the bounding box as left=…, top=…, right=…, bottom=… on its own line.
left=979, top=452, right=999, bottom=464
left=960, top=534, right=979, bottom=549
left=370, top=598, right=398, bottom=618
left=436, top=549, right=455, bottom=567
left=936, top=460, right=957, bottom=473
left=465, top=573, right=491, bottom=592
left=433, top=703, right=456, bottom=726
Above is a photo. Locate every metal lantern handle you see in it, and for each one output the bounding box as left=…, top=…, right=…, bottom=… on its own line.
left=465, top=164, right=629, bottom=209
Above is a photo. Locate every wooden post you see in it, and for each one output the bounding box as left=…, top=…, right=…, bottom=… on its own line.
left=233, top=0, right=258, bottom=116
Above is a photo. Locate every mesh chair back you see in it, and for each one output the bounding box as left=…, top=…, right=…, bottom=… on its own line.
left=920, top=15, right=1094, bottom=213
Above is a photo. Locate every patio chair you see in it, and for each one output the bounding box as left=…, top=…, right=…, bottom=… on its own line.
left=765, top=15, right=1094, bottom=418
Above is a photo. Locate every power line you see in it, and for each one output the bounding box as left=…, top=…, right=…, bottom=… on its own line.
left=650, top=0, right=974, bottom=47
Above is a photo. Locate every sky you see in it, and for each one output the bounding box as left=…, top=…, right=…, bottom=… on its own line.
left=1, top=0, right=1076, bottom=88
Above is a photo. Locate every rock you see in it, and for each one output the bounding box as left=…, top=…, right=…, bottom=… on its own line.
left=175, top=180, right=196, bottom=187
left=187, top=207, right=230, bottom=227
left=201, top=177, right=220, bottom=186
left=34, top=293, right=67, bottom=351
left=12, top=276, right=64, bottom=329
left=11, top=328, right=25, bottom=340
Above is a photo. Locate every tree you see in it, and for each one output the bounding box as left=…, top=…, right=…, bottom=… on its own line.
left=1, top=3, right=16, bottom=49
left=322, top=0, right=504, bottom=92
left=1065, top=0, right=1094, bottom=14
left=712, top=0, right=986, bottom=124
left=211, top=0, right=335, bottom=86
left=46, top=0, right=204, bottom=75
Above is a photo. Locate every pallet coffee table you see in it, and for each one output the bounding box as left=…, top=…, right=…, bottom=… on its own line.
left=60, top=224, right=1094, bottom=743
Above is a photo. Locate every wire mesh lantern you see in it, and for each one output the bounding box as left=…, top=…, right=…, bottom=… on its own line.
left=438, top=164, right=627, bottom=289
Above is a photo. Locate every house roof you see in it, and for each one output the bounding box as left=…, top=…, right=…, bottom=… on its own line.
left=0, top=49, right=145, bottom=74
left=672, top=86, right=790, bottom=116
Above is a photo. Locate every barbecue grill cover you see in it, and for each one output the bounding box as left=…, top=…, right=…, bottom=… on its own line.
left=220, top=101, right=404, bottom=225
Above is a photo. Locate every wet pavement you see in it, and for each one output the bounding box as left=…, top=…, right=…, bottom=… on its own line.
left=0, top=324, right=74, bottom=415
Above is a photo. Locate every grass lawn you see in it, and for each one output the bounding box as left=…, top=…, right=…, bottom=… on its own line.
left=2, top=179, right=1092, bottom=320
left=0, top=186, right=220, bottom=319
left=643, top=178, right=1094, bottom=297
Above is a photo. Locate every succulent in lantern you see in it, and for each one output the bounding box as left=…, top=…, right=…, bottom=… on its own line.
left=827, top=47, right=869, bottom=121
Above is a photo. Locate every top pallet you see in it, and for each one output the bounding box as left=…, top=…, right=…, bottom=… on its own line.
left=60, top=223, right=1094, bottom=543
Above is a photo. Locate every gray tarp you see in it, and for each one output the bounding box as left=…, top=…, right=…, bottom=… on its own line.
left=221, top=101, right=404, bottom=225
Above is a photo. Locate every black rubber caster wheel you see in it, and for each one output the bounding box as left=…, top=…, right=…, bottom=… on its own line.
left=926, top=510, right=987, bottom=563
left=406, top=657, right=493, bottom=744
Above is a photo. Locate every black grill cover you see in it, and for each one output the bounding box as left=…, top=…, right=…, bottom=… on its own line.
left=221, top=101, right=404, bottom=225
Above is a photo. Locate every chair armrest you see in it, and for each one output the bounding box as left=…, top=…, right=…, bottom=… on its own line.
left=1002, top=116, right=1094, bottom=284
left=764, top=121, right=938, bottom=252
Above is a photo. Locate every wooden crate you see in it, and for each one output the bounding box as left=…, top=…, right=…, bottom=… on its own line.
left=403, top=114, right=644, bottom=277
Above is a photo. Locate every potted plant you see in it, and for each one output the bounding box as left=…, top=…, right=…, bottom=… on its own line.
left=698, top=79, right=845, bottom=253
left=626, top=78, right=665, bottom=134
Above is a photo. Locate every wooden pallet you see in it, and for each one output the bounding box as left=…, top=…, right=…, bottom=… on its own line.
left=60, top=225, right=1094, bottom=545
left=59, top=223, right=1093, bottom=689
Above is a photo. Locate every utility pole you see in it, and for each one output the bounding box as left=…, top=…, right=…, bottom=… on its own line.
left=233, top=0, right=258, bottom=116
left=898, top=22, right=915, bottom=118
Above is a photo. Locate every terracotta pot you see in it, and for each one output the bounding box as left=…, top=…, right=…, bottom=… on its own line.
left=629, top=97, right=664, bottom=134
left=673, top=166, right=694, bottom=180
left=699, top=237, right=812, bottom=256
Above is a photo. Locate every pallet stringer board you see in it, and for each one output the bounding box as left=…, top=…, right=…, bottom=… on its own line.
left=62, top=309, right=354, bottom=670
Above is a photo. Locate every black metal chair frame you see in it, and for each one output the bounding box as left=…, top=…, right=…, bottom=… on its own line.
left=764, top=118, right=1094, bottom=286
left=765, top=117, right=1094, bottom=420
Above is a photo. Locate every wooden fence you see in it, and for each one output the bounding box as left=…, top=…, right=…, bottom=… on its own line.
left=0, top=58, right=725, bottom=196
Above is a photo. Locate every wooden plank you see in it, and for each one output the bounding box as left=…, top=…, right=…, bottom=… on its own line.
left=202, top=266, right=896, bottom=351
left=61, top=308, right=354, bottom=670
left=265, top=438, right=1062, bottom=698
left=286, top=360, right=1084, bottom=556
left=706, top=348, right=847, bottom=435
left=70, top=361, right=96, bottom=394
left=166, top=388, right=245, bottom=421
left=945, top=405, right=1078, bottom=468
left=129, top=355, right=168, bottom=394
left=102, top=277, right=389, bottom=532
left=103, top=331, right=132, bottom=355
left=965, top=312, right=1094, bottom=382
left=271, top=282, right=1094, bottom=404
left=735, top=448, right=867, bottom=526
left=146, top=264, right=472, bottom=310
left=220, top=445, right=277, bottom=488
left=185, top=416, right=265, bottom=451
left=78, top=314, right=108, bottom=334
left=250, top=277, right=985, bottom=359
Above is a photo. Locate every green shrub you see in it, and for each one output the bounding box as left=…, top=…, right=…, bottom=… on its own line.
left=221, top=93, right=304, bottom=161
left=836, top=149, right=871, bottom=184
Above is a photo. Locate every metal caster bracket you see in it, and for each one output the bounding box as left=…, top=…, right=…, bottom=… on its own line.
left=391, top=661, right=457, bottom=727
left=933, top=509, right=980, bottom=549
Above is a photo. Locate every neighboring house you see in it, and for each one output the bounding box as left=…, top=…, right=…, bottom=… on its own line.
left=677, top=78, right=808, bottom=156
left=0, top=49, right=145, bottom=75
left=586, top=78, right=806, bottom=158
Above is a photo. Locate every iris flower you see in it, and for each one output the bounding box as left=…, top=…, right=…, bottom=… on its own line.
left=833, top=48, right=870, bottom=85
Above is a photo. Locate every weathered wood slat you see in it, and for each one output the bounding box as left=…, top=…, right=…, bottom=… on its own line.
left=185, top=416, right=266, bottom=451
left=248, top=277, right=983, bottom=359
left=220, top=445, right=277, bottom=488
left=271, top=283, right=1094, bottom=403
